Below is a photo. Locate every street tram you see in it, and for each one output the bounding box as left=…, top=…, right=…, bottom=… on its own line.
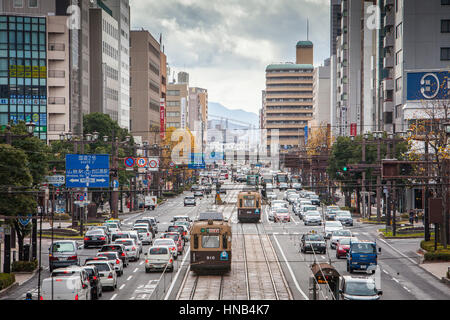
left=190, top=211, right=232, bottom=274
left=237, top=190, right=262, bottom=223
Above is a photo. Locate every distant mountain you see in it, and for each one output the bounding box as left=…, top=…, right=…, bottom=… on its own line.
left=208, top=102, right=259, bottom=127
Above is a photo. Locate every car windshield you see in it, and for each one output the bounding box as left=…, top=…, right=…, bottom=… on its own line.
left=276, top=208, right=288, bottom=213
left=135, top=220, right=149, bottom=225
left=165, top=234, right=179, bottom=241
left=345, top=281, right=377, bottom=296
left=86, top=230, right=103, bottom=236
left=149, top=247, right=168, bottom=255
left=185, top=197, right=195, bottom=200
left=168, top=226, right=183, bottom=232
left=98, top=253, right=116, bottom=260
left=51, top=243, right=74, bottom=253
left=155, top=240, right=174, bottom=246
left=326, top=222, right=342, bottom=227
left=117, top=240, right=134, bottom=246
left=112, top=234, right=128, bottom=241
left=333, top=230, right=352, bottom=237
left=106, top=223, right=118, bottom=228
left=51, top=270, right=79, bottom=276
left=305, top=234, right=324, bottom=241
left=101, top=245, right=121, bottom=252
left=88, top=263, right=110, bottom=272
left=336, top=211, right=351, bottom=217
left=202, top=235, right=220, bottom=248
left=339, top=238, right=352, bottom=245
left=83, top=268, right=95, bottom=276
left=352, top=243, right=377, bottom=254
left=134, top=228, right=147, bottom=233
left=306, top=213, right=321, bottom=217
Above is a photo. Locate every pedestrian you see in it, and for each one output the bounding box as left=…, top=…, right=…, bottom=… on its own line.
left=415, top=213, right=419, bottom=224
left=409, top=210, right=414, bottom=225
left=25, top=292, right=32, bottom=300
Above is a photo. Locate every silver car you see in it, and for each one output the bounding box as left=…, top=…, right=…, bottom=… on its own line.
left=303, top=211, right=323, bottom=226
left=49, top=240, right=83, bottom=272
left=339, top=276, right=383, bottom=300
left=114, top=238, right=140, bottom=261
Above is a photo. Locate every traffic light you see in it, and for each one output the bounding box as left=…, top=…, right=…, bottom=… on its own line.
left=343, top=166, right=348, bottom=172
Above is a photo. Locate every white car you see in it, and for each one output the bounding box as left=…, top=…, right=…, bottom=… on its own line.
left=114, top=238, right=140, bottom=261
left=96, top=251, right=124, bottom=276
left=324, top=221, right=344, bottom=239
left=84, top=260, right=117, bottom=291
left=303, top=211, right=323, bottom=226
left=287, top=193, right=300, bottom=204
left=300, top=205, right=318, bottom=219
left=267, top=192, right=277, bottom=201
left=128, top=230, right=143, bottom=254
left=145, top=246, right=175, bottom=273
left=104, top=222, right=120, bottom=233
left=329, top=229, right=353, bottom=249
left=153, top=238, right=178, bottom=259
left=41, top=267, right=91, bottom=300
left=133, top=225, right=153, bottom=245
left=271, top=200, right=289, bottom=209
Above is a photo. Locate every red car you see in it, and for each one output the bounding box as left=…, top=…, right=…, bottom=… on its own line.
left=335, top=237, right=353, bottom=259
left=161, top=232, right=184, bottom=255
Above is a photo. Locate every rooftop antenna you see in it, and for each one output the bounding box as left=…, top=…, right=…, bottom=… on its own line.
left=307, top=18, right=309, bottom=41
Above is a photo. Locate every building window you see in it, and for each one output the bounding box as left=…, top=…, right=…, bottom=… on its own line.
left=29, top=0, right=38, bottom=8
left=167, top=90, right=180, bottom=96
left=441, top=20, right=450, bottom=33
left=442, top=0, right=450, bottom=5
left=395, top=22, right=402, bottom=39
left=395, top=50, right=402, bottom=65
left=13, top=0, right=24, bottom=8
left=441, top=48, right=450, bottom=60
left=395, top=77, right=402, bottom=91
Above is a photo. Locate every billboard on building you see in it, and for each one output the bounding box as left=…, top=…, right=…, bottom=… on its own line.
left=160, top=98, right=165, bottom=140
left=406, top=71, right=450, bottom=101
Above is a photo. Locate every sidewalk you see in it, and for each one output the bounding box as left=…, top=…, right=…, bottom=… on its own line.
left=419, top=262, right=450, bottom=284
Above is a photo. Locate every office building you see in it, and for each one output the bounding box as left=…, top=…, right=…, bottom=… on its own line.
left=312, top=59, right=331, bottom=128
left=130, top=30, right=162, bottom=144
left=103, top=0, right=130, bottom=130
left=263, top=41, right=314, bottom=151
left=166, top=80, right=189, bottom=130
left=89, top=3, right=119, bottom=122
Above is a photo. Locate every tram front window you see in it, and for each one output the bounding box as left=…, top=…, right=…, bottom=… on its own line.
left=202, top=236, right=220, bottom=248
left=244, top=199, right=255, bottom=207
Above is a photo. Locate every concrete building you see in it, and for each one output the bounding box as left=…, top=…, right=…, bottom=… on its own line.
left=312, top=59, right=331, bottom=128
left=335, top=0, right=362, bottom=137
left=263, top=41, right=314, bottom=151
left=330, top=0, right=342, bottom=56
left=130, top=30, right=162, bottom=144
left=47, top=15, right=70, bottom=142
left=1, top=0, right=92, bottom=139
left=381, top=0, right=450, bottom=132
left=89, top=3, right=120, bottom=122
left=166, top=81, right=189, bottom=130
left=103, top=0, right=130, bottom=130
left=177, top=71, right=189, bottom=84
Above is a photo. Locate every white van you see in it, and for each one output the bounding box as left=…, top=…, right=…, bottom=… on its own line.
left=41, top=267, right=91, bottom=300
left=144, top=246, right=174, bottom=273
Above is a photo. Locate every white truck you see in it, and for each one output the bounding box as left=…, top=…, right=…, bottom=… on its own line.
left=144, top=196, right=157, bottom=210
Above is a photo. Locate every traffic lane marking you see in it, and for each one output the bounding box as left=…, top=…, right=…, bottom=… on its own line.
left=127, top=276, right=133, bottom=281
left=110, top=293, right=117, bottom=300
left=119, top=284, right=126, bottom=290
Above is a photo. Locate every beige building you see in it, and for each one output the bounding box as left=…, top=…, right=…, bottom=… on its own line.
left=47, top=15, right=70, bottom=142
left=166, top=82, right=189, bottom=130
left=311, top=58, right=331, bottom=129
left=130, top=30, right=162, bottom=144
left=263, top=41, right=314, bottom=151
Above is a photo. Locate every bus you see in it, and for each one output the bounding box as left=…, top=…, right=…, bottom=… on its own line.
left=275, top=172, right=289, bottom=186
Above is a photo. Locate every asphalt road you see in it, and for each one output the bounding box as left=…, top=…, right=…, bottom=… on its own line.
left=3, top=180, right=449, bottom=300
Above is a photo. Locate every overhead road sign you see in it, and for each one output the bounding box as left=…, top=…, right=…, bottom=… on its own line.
left=66, top=154, right=110, bottom=188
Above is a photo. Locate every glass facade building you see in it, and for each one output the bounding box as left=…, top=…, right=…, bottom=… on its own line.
left=0, top=15, right=47, bottom=140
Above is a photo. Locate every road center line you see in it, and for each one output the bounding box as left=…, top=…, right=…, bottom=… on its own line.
left=127, top=276, right=132, bottom=281
left=164, top=245, right=191, bottom=300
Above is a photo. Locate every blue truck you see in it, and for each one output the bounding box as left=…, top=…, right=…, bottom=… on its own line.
left=346, top=240, right=381, bottom=274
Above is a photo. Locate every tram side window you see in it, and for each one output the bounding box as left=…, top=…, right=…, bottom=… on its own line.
left=239, top=199, right=243, bottom=207
left=256, top=200, right=259, bottom=208
left=222, top=234, right=228, bottom=249
left=202, top=235, right=220, bottom=248
left=193, top=234, right=199, bottom=249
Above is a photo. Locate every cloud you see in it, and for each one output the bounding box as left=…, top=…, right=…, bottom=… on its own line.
left=130, top=0, right=330, bottom=114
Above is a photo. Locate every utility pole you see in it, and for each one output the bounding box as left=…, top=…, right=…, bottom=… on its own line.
left=362, top=135, right=366, bottom=218
left=376, top=134, right=381, bottom=222
left=424, top=136, right=430, bottom=241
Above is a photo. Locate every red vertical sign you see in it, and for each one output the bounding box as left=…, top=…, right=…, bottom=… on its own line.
left=350, top=123, right=357, bottom=136
left=160, top=98, right=165, bottom=140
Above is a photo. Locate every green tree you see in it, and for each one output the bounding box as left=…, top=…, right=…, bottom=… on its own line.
left=0, top=144, right=36, bottom=260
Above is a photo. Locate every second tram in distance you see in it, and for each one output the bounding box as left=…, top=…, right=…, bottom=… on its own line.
left=237, top=190, right=262, bottom=223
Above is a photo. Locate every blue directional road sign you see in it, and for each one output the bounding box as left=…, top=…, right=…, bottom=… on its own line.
left=66, top=154, right=110, bottom=188
left=188, top=152, right=206, bottom=169
left=112, top=180, right=119, bottom=188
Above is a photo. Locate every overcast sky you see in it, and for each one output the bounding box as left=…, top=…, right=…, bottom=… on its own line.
left=130, top=0, right=330, bottom=114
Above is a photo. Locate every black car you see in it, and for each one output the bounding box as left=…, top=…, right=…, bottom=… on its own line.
left=81, top=265, right=102, bottom=300
left=99, top=244, right=129, bottom=267
left=84, top=229, right=108, bottom=248
left=300, top=233, right=327, bottom=254
left=310, top=199, right=321, bottom=206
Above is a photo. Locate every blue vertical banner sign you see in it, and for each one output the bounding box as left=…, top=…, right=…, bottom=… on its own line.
left=66, top=154, right=110, bottom=188
left=304, top=126, right=308, bottom=145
